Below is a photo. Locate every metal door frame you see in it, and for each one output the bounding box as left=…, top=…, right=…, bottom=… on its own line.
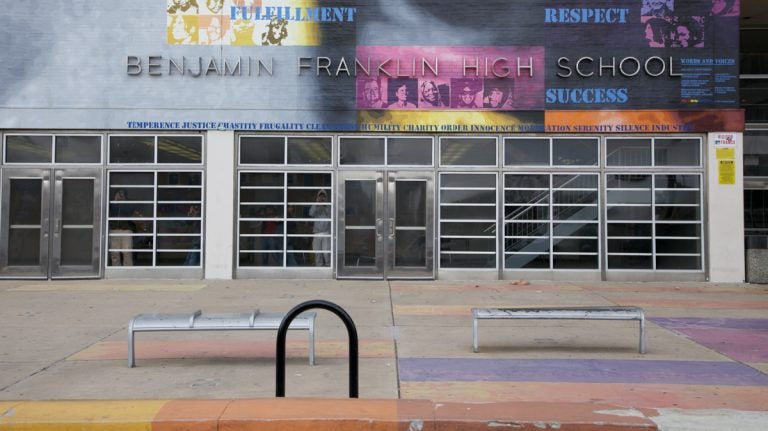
left=50, top=167, right=103, bottom=278
left=0, top=167, right=102, bottom=279
left=336, top=170, right=434, bottom=279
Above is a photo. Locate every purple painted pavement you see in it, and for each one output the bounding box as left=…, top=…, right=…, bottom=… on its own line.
left=398, top=358, right=768, bottom=386
left=651, top=318, right=768, bottom=362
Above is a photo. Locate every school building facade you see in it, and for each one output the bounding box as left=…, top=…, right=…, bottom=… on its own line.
left=0, top=1, right=752, bottom=283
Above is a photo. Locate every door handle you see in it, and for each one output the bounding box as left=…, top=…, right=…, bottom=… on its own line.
left=388, top=218, right=395, bottom=240
left=375, top=218, right=383, bottom=241
left=55, top=219, right=61, bottom=234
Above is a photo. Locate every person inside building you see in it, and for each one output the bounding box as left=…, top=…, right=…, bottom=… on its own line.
left=309, top=190, right=331, bottom=266
left=109, top=189, right=134, bottom=266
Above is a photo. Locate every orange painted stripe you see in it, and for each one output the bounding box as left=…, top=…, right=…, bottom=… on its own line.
left=69, top=339, right=394, bottom=362
left=152, top=400, right=230, bottom=431
left=401, top=381, right=768, bottom=411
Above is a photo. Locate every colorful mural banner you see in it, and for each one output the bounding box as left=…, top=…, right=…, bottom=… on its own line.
left=356, top=110, right=545, bottom=133
left=354, top=46, right=545, bottom=112
left=544, top=109, right=745, bottom=133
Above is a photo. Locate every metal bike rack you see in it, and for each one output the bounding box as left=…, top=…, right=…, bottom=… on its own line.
left=276, top=299, right=359, bottom=398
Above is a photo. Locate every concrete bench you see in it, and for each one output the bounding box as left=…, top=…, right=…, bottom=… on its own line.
left=472, top=306, right=645, bottom=354
left=128, top=309, right=316, bottom=367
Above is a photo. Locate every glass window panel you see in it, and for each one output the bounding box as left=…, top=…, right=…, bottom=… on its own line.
left=240, top=204, right=284, bottom=218
left=240, top=188, right=284, bottom=203
left=345, top=230, right=376, bottom=266
left=442, top=206, right=496, bottom=219
left=552, top=206, right=598, bottom=221
left=744, top=130, right=768, bottom=176
left=5, top=135, right=53, bottom=163
left=655, top=190, right=700, bottom=205
left=505, top=174, right=549, bottom=189
left=239, top=221, right=262, bottom=234
left=395, top=230, right=427, bottom=266
left=396, top=181, right=426, bottom=226
left=110, top=172, right=154, bottom=186
left=157, top=235, right=200, bottom=250
left=441, top=189, right=496, bottom=204
left=656, top=223, right=701, bottom=237
left=440, top=253, right=495, bottom=268
left=157, top=203, right=201, bottom=218
left=608, top=255, right=653, bottom=269
left=288, top=188, right=330, bottom=204
left=552, top=138, right=598, bottom=166
left=241, top=172, right=284, bottom=187
left=9, top=179, right=42, bottom=225
left=505, top=190, right=549, bottom=204
left=108, top=220, right=153, bottom=234
left=656, top=239, right=701, bottom=254
left=440, top=137, right=496, bottom=166
left=287, top=235, right=313, bottom=252
left=655, top=175, right=700, bottom=189
left=240, top=136, right=285, bottom=164
left=655, top=206, right=700, bottom=221
left=505, top=222, right=549, bottom=237
left=553, top=190, right=598, bottom=204
left=505, top=205, right=549, bottom=221
left=607, top=206, right=652, bottom=220
left=606, top=138, right=652, bottom=166
left=62, top=179, right=94, bottom=225
left=553, top=222, right=598, bottom=237
left=158, top=172, right=202, bottom=186
left=158, top=220, right=199, bottom=234
left=287, top=137, right=332, bottom=164
left=287, top=173, right=331, bottom=187
left=157, top=252, right=201, bottom=266
left=286, top=252, right=327, bottom=267
left=441, top=222, right=495, bottom=236
left=157, top=136, right=202, bottom=164
left=654, top=138, right=701, bottom=166
left=505, top=238, right=549, bottom=253
left=339, top=137, right=384, bottom=165
left=345, top=180, right=376, bottom=226
left=109, top=202, right=153, bottom=219
left=109, top=187, right=154, bottom=202
left=158, top=187, right=201, bottom=201
left=388, top=137, right=432, bottom=165
left=553, top=238, right=598, bottom=253
left=607, top=190, right=652, bottom=204
left=55, top=136, right=101, bottom=163
left=608, top=239, right=652, bottom=253
left=286, top=221, right=314, bottom=237
left=656, top=255, right=701, bottom=270
left=504, top=138, right=550, bottom=166
left=553, top=174, right=598, bottom=189
left=505, top=254, right=549, bottom=269
left=8, top=230, right=40, bottom=265
left=608, top=223, right=652, bottom=237
left=61, top=229, right=94, bottom=265
left=607, top=174, right=651, bottom=189
left=553, top=254, right=598, bottom=269
left=440, top=238, right=495, bottom=252
left=110, top=136, right=154, bottom=163
left=442, top=173, right=496, bottom=188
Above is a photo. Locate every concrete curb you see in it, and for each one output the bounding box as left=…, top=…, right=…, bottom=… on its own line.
left=0, top=399, right=658, bottom=430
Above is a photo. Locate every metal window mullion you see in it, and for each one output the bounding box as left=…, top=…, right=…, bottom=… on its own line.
left=282, top=171, right=288, bottom=268
left=652, top=173, right=657, bottom=270
left=152, top=171, right=158, bottom=266
left=549, top=173, right=554, bottom=270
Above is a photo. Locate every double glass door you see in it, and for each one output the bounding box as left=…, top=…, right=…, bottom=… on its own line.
left=337, top=171, right=434, bottom=279
left=0, top=168, right=102, bottom=278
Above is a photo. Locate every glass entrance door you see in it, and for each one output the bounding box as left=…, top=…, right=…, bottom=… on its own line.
left=337, top=171, right=434, bottom=279
left=0, top=168, right=102, bottom=279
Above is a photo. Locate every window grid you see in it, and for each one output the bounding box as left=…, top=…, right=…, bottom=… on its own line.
left=605, top=137, right=702, bottom=168
left=3, top=134, right=104, bottom=165
left=237, top=171, right=333, bottom=269
left=439, top=137, right=499, bottom=167
left=108, top=134, right=203, bottom=165
left=503, top=173, right=600, bottom=271
left=106, top=170, right=203, bottom=268
left=439, top=172, right=498, bottom=270
left=606, top=173, right=703, bottom=271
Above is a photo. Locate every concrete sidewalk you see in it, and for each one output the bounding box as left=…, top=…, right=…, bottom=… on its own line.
left=0, top=279, right=767, bottom=430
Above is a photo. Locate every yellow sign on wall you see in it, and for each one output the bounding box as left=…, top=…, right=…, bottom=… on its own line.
left=716, top=147, right=735, bottom=160
left=718, top=159, right=736, bottom=185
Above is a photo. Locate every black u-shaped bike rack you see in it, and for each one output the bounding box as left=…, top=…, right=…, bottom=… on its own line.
left=276, top=300, right=359, bottom=398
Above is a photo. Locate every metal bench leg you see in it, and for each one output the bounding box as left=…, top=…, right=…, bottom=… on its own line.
left=639, top=316, right=646, bottom=354
left=309, top=318, right=315, bottom=366
left=128, top=321, right=136, bottom=368
left=473, top=318, right=478, bottom=353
